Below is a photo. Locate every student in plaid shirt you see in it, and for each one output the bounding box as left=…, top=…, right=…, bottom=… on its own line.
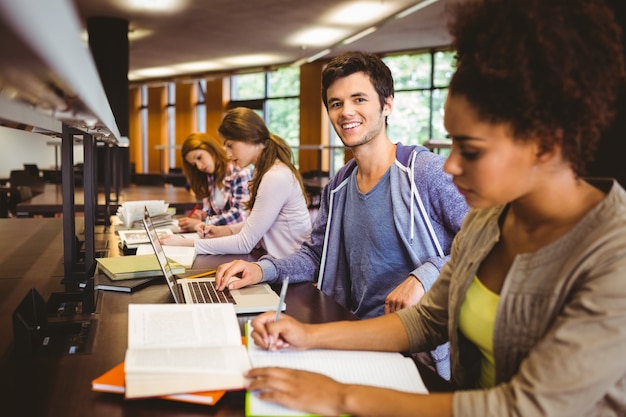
left=178, top=132, right=252, bottom=232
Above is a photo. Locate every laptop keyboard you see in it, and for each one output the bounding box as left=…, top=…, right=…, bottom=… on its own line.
left=188, top=281, right=236, bottom=304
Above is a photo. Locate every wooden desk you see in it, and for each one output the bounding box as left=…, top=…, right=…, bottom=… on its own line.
left=0, top=218, right=449, bottom=417
left=15, top=183, right=198, bottom=217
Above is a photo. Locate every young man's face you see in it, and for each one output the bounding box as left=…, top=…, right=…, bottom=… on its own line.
left=325, top=71, right=392, bottom=149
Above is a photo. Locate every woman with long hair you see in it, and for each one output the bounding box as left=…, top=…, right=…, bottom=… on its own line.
left=163, top=108, right=311, bottom=259
left=176, top=132, right=252, bottom=232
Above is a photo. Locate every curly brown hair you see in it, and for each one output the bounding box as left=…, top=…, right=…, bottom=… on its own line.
left=181, top=132, right=229, bottom=199
left=447, top=0, right=625, bottom=177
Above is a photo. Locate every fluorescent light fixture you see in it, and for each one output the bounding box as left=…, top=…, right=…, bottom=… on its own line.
left=306, top=48, right=331, bottom=63
left=288, top=27, right=349, bottom=47
left=221, top=53, right=285, bottom=66
left=325, top=2, right=394, bottom=26
left=173, top=60, right=223, bottom=73
left=129, top=66, right=178, bottom=80
left=396, top=0, right=440, bottom=19
left=117, top=0, right=189, bottom=13
left=341, top=27, right=377, bottom=45
left=128, top=28, right=153, bottom=42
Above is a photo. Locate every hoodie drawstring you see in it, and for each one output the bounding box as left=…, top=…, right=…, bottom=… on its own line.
left=409, top=151, right=445, bottom=257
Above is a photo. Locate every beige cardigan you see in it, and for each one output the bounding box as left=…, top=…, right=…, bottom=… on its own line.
left=398, top=179, right=626, bottom=416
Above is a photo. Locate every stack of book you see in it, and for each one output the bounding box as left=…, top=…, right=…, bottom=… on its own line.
left=116, top=200, right=171, bottom=229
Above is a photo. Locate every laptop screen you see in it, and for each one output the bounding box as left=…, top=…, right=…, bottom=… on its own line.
left=142, top=206, right=182, bottom=303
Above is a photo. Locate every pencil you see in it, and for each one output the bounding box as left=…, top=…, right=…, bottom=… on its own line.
left=188, top=204, right=199, bottom=218
left=185, top=269, right=217, bottom=279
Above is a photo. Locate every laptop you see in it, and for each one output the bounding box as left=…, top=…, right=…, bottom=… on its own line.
left=141, top=207, right=283, bottom=314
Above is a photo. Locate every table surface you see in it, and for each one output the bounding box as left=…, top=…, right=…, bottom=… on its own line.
left=0, top=218, right=449, bottom=417
left=15, top=183, right=198, bottom=216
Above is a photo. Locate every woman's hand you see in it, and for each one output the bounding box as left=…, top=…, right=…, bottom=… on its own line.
left=246, top=367, right=347, bottom=416
left=159, top=235, right=194, bottom=247
left=250, top=312, right=311, bottom=351
left=177, top=217, right=202, bottom=232
left=195, top=223, right=233, bottom=238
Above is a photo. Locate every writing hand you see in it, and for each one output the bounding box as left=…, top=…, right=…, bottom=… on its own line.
left=250, top=312, right=309, bottom=351
left=384, top=275, right=425, bottom=314
left=159, top=235, right=194, bottom=247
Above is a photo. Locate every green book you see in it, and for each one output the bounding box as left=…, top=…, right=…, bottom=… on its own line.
left=96, top=254, right=185, bottom=281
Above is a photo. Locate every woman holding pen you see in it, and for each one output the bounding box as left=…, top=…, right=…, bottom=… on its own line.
left=245, top=0, right=626, bottom=416
left=176, top=132, right=252, bottom=232
left=162, top=108, right=311, bottom=259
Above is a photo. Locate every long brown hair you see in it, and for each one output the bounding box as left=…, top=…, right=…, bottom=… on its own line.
left=181, top=132, right=228, bottom=199
left=218, top=107, right=304, bottom=210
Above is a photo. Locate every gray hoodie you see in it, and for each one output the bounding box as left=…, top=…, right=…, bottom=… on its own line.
left=258, top=143, right=469, bottom=377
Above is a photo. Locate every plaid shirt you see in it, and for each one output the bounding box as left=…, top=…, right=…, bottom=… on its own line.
left=203, top=163, right=252, bottom=226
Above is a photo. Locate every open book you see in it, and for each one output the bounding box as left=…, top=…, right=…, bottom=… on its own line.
left=123, top=304, right=428, bottom=415
left=245, top=325, right=428, bottom=417
left=124, top=304, right=251, bottom=399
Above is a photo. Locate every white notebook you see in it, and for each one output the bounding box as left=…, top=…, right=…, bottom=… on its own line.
left=245, top=325, right=428, bottom=416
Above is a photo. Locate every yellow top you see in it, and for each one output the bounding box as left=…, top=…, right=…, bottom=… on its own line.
left=459, top=276, right=500, bottom=388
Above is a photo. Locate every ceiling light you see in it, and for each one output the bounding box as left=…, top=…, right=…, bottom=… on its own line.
left=324, top=2, right=394, bottom=26
left=396, top=0, right=441, bottom=19
left=129, top=67, right=178, bottom=80
left=174, top=61, right=222, bottom=73
left=221, top=54, right=286, bottom=66
left=341, top=27, right=377, bottom=45
left=288, top=27, right=349, bottom=47
left=119, top=0, right=189, bottom=13
left=306, top=49, right=331, bottom=63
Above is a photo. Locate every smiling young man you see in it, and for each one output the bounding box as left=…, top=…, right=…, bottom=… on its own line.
left=216, top=51, right=468, bottom=379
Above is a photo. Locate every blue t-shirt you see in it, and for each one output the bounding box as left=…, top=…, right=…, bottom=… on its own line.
left=343, top=168, right=416, bottom=318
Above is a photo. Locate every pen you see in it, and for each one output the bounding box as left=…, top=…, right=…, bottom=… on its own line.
left=185, top=269, right=217, bottom=279
left=268, top=276, right=289, bottom=351
left=275, top=276, right=289, bottom=322
left=203, top=215, right=209, bottom=238
left=188, top=204, right=199, bottom=218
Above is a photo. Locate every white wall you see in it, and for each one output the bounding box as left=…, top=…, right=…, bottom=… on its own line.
left=0, top=126, right=84, bottom=179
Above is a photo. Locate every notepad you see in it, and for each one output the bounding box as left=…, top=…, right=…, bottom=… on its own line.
left=245, top=325, right=428, bottom=416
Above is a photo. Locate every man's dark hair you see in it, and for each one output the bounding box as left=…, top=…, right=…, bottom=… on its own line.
left=321, top=51, right=394, bottom=112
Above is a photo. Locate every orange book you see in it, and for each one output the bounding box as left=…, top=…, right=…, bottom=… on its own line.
left=91, top=362, right=225, bottom=406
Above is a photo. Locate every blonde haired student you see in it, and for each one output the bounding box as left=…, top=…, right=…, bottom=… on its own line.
left=244, top=0, right=626, bottom=416
left=162, top=108, right=311, bottom=259
left=177, top=132, right=252, bottom=232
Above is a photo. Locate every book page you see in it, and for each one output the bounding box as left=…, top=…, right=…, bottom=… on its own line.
left=128, top=304, right=241, bottom=349
left=246, top=325, right=427, bottom=416
left=124, top=304, right=251, bottom=398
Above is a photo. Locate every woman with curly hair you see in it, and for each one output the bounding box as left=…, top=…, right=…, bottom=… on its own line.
left=244, top=0, right=626, bottom=415
left=163, top=108, right=311, bottom=259
left=176, top=132, right=252, bottom=232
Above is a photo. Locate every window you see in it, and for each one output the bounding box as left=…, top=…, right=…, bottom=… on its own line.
left=383, top=49, right=455, bottom=146
left=229, top=67, right=300, bottom=163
